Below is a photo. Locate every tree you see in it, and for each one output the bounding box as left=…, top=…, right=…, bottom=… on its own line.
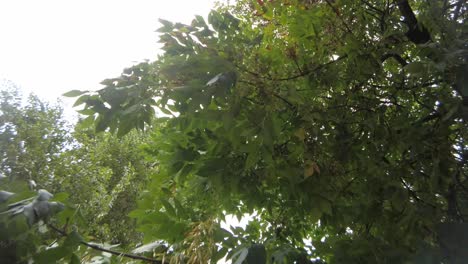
left=0, top=86, right=71, bottom=187
left=50, top=124, right=153, bottom=246
left=7, top=0, right=468, bottom=263
left=0, top=86, right=72, bottom=263
left=0, top=87, right=153, bottom=262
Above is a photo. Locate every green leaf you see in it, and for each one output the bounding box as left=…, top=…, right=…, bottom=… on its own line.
left=69, top=253, right=81, bottom=264
left=63, top=90, right=87, bottom=97
left=175, top=164, right=193, bottom=183
left=157, top=19, right=174, bottom=33
left=404, top=61, right=425, bottom=74
left=34, top=246, right=69, bottom=264
left=245, top=149, right=258, bottom=170
left=231, top=247, right=248, bottom=264
left=442, top=104, right=460, bottom=121
left=95, top=113, right=111, bottom=132
left=77, top=109, right=95, bottom=115
left=160, top=199, right=177, bottom=218
left=51, top=192, right=69, bottom=203
left=246, top=244, right=267, bottom=264
left=79, top=114, right=95, bottom=127
left=73, top=94, right=92, bottom=107
left=116, top=117, right=135, bottom=137
left=456, top=64, right=468, bottom=96
left=213, top=247, right=229, bottom=262
left=173, top=198, right=187, bottom=218
left=63, top=230, right=83, bottom=251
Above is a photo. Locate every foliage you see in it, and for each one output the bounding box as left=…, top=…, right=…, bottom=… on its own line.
left=0, top=184, right=68, bottom=263
left=50, top=124, right=153, bottom=245
left=0, top=88, right=154, bottom=262
left=0, top=183, right=156, bottom=264
left=2, top=0, right=467, bottom=263
left=70, top=0, right=468, bottom=263
left=0, top=87, right=71, bottom=187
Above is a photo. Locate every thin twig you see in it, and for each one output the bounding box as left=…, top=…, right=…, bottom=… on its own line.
left=48, top=224, right=164, bottom=263
left=271, top=92, right=295, bottom=109
left=236, top=55, right=347, bottom=82
left=361, top=0, right=384, bottom=15
left=324, top=0, right=354, bottom=35
left=275, top=55, right=348, bottom=81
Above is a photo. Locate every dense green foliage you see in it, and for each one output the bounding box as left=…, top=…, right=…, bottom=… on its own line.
left=0, top=88, right=153, bottom=263
left=71, top=0, right=468, bottom=263
left=0, top=87, right=70, bottom=186
left=49, top=123, right=152, bottom=245
left=2, top=0, right=468, bottom=263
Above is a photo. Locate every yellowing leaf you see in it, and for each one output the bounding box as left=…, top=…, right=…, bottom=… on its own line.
left=304, top=160, right=320, bottom=178
left=304, top=160, right=315, bottom=178
left=304, top=166, right=314, bottom=178
left=312, top=162, right=321, bottom=174
left=295, top=128, right=306, bottom=141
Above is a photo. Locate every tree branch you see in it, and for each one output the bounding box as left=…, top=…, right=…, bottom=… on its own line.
left=271, top=92, right=295, bottom=109
left=48, top=224, right=164, bottom=263
left=396, top=0, right=431, bottom=44
left=275, top=55, right=348, bottom=81
left=236, top=55, right=348, bottom=82
left=324, top=0, right=354, bottom=35
left=453, top=0, right=465, bottom=21
left=361, top=0, right=384, bottom=15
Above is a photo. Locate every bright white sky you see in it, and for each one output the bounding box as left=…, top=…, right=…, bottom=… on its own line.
left=0, top=0, right=216, bottom=116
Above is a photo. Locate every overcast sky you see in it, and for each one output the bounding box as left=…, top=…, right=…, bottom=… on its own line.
left=0, top=0, right=216, bottom=114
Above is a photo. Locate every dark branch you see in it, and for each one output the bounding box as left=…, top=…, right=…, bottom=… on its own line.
left=455, top=169, right=468, bottom=195
left=272, top=92, right=295, bottom=109
left=453, top=0, right=465, bottom=21
left=324, top=0, right=354, bottom=35
left=48, top=224, right=164, bottom=263
left=396, top=0, right=431, bottom=44
left=361, top=0, right=384, bottom=15
left=275, top=55, right=348, bottom=81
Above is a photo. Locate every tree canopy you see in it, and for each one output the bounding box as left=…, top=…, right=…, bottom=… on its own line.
left=0, top=88, right=153, bottom=262
left=2, top=0, right=468, bottom=263
left=0, top=87, right=70, bottom=185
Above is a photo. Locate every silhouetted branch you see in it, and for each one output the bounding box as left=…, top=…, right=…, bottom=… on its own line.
left=453, top=0, right=465, bottom=21
left=48, top=224, right=164, bottom=263
left=396, top=0, right=431, bottom=44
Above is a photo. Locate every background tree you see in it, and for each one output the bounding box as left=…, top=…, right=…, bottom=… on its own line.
left=0, top=84, right=71, bottom=187
left=0, top=86, right=153, bottom=262
left=51, top=124, right=153, bottom=246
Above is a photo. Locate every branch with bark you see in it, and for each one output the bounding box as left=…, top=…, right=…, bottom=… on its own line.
left=396, top=0, right=431, bottom=44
